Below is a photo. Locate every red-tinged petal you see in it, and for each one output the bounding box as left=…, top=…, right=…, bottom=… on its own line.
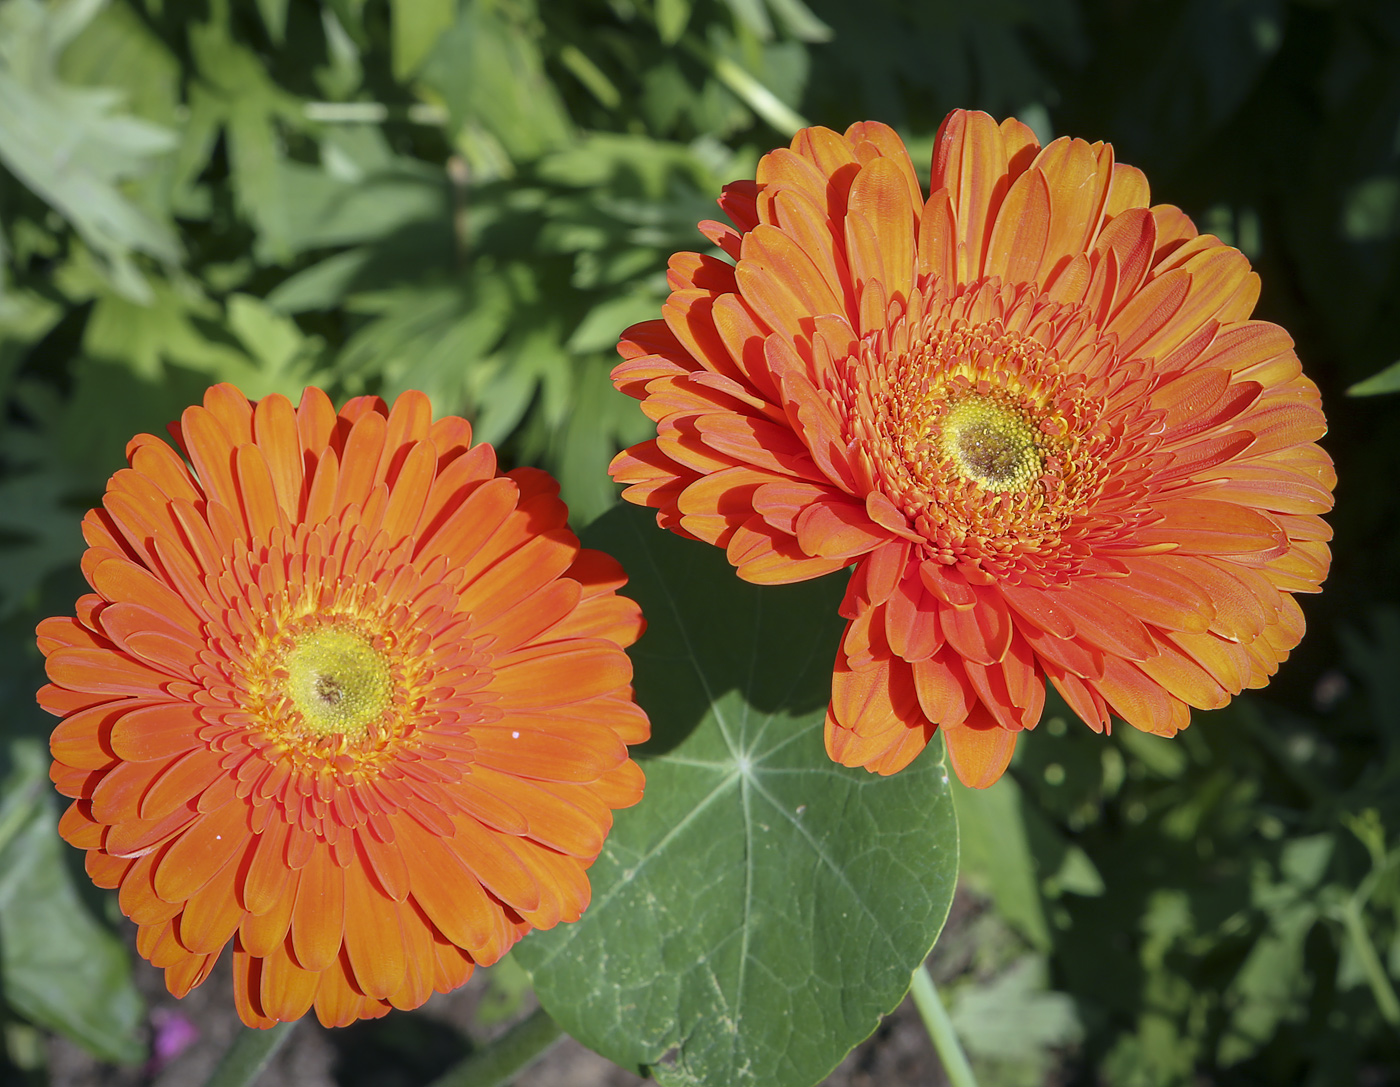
left=467, top=767, right=607, bottom=858
left=255, top=940, right=319, bottom=1024
left=726, top=516, right=850, bottom=584
left=399, top=818, right=499, bottom=956
left=290, top=847, right=344, bottom=973
left=490, top=641, right=632, bottom=706
left=447, top=814, right=540, bottom=914
left=938, top=589, right=1013, bottom=666
left=58, top=800, right=105, bottom=849
left=238, top=868, right=295, bottom=958
left=413, top=474, right=518, bottom=569
left=139, top=747, right=226, bottom=822
left=50, top=701, right=126, bottom=769
left=911, top=651, right=978, bottom=730
left=343, top=860, right=407, bottom=1000
left=1095, top=656, right=1191, bottom=737
left=1053, top=586, right=1156, bottom=662
left=1034, top=138, right=1114, bottom=280
left=846, top=157, right=918, bottom=307
left=826, top=706, right=931, bottom=774
left=739, top=223, right=846, bottom=339
left=918, top=188, right=957, bottom=284
left=932, top=109, right=1011, bottom=283
left=90, top=755, right=176, bottom=824
left=153, top=801, right=250, bottom=903
left=829, top=647, right=920, bottom=738
left=1093, top=207, right=1157, bottom=308
left=47, top=647, right=170, bottom=698
left=510, top=841, right=592, bottom=929
left=178, top=844, right=250, bottom=954
left=241, top=820, right=292, bottom=916
left=884, top=573, right=942, bottom=661
left=1046, top=667, right=1111, bottom=733
left=795, top=496, right=888, bottom=559
left=313, top=956, right=381, bottom=1029
left=1137, top=498, right=1287, bottom=559
left=1100, top=560, right=1216, bottom=634
left=107, top=702, right=201, bottom=762
left=941, top=724, right=1017, bottom=789
left=465, top=529, right=577, bottom=625
left=164, top=951, right=217, bottom=1000
left=120, top=849, right=181, bottom=925
left=470, top=720, right=627, bottom=784
left=179, top=406, right=241, bottom=519
left=984, top=166, right=1051, bottom=287
left=1103, top=162, right=1150, bottom=218
left=677, top=464, right=779, bottom=545
left=998, top=581, right=1076, bottom=639
left=387, top=898, right=438, bottom=1012
left=780, top=367, right=859, bottom=492
left=89, top=558, right=201, bottom=632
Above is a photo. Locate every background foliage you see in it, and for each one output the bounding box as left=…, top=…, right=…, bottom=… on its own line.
left=1, top=0, right=1399, bottom=1084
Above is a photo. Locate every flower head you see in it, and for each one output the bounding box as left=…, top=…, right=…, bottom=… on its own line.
left=42, top=384, right=648, bottom=1027
left=610, top=111, right=1333, bottom=788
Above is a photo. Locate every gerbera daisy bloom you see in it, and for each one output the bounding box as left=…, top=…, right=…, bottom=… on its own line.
left=40, top=384, right=648, bottom=1028
left=610, top=110, right=1333, bottom=788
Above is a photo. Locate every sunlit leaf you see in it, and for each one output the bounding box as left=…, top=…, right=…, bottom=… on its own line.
left=519, top=504, right=959, bottom=1087
left=0, top=0, right=179, bottom=301
left=390, top=0, right=455, bottom=80
left=421, top=2, right=572, bottom=161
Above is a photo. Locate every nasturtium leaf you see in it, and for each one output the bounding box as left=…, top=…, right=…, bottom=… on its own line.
left=517, top=504, right=959, bottom=1087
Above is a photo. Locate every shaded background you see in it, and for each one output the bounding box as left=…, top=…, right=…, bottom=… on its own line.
left=2, top=0, right=1399, bottom=1084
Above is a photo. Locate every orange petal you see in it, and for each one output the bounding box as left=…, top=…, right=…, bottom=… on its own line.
left=290, top=846, right=344, bottom=973
left=941, top=724, right=1017, bottom=788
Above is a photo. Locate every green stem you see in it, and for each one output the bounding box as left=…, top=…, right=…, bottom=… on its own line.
left=1341, top=897, right=1400, bottom=1029
left=204, top=1020, right=296, bottom=1087
left=427, top=1006, right=564, bottom=1087
left=910, top=963, right=979, bottom=1087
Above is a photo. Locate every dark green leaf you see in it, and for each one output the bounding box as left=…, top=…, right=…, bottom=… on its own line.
left=518, top=505, right=959, bottom=1087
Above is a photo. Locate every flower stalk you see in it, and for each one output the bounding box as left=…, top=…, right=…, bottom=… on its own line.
left=910, top=963, right=979, bottom=1087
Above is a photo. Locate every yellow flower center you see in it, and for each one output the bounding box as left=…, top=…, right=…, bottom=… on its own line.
left=938, top=394, right=1043, bottom=493
left=282, top=625, right=392, bottom=739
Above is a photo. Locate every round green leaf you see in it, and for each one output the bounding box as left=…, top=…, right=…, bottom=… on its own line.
left=516, top=505, right=959, bottom=1087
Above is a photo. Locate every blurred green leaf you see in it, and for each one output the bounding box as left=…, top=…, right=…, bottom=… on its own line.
left=186, top=16, right=307, bottom=263
left=0, top=0, right=179, bottom=301
left=655, top=0, right=692, bottom=44
left=519, top=504, right=959, bottom=1087
left=255, top=0, right=290, bottom=44
left=421, top=2, right=572, bottom=162
left=390, top=0, right=456, bottom=80
left=954, top=776, right=1053, bottom=951
left=1342, top=176, right=1400, bottom=243
left=952, top=954, right=1082, bottom=1083
left=0, top=739, right=144, bottom=1063
left=1347, top=358, right=1400, bottom=397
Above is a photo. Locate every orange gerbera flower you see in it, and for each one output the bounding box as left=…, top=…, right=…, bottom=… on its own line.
left=610, top=110, right=1333, bottom=788
left=40, top=384, right=648, bottom=1028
